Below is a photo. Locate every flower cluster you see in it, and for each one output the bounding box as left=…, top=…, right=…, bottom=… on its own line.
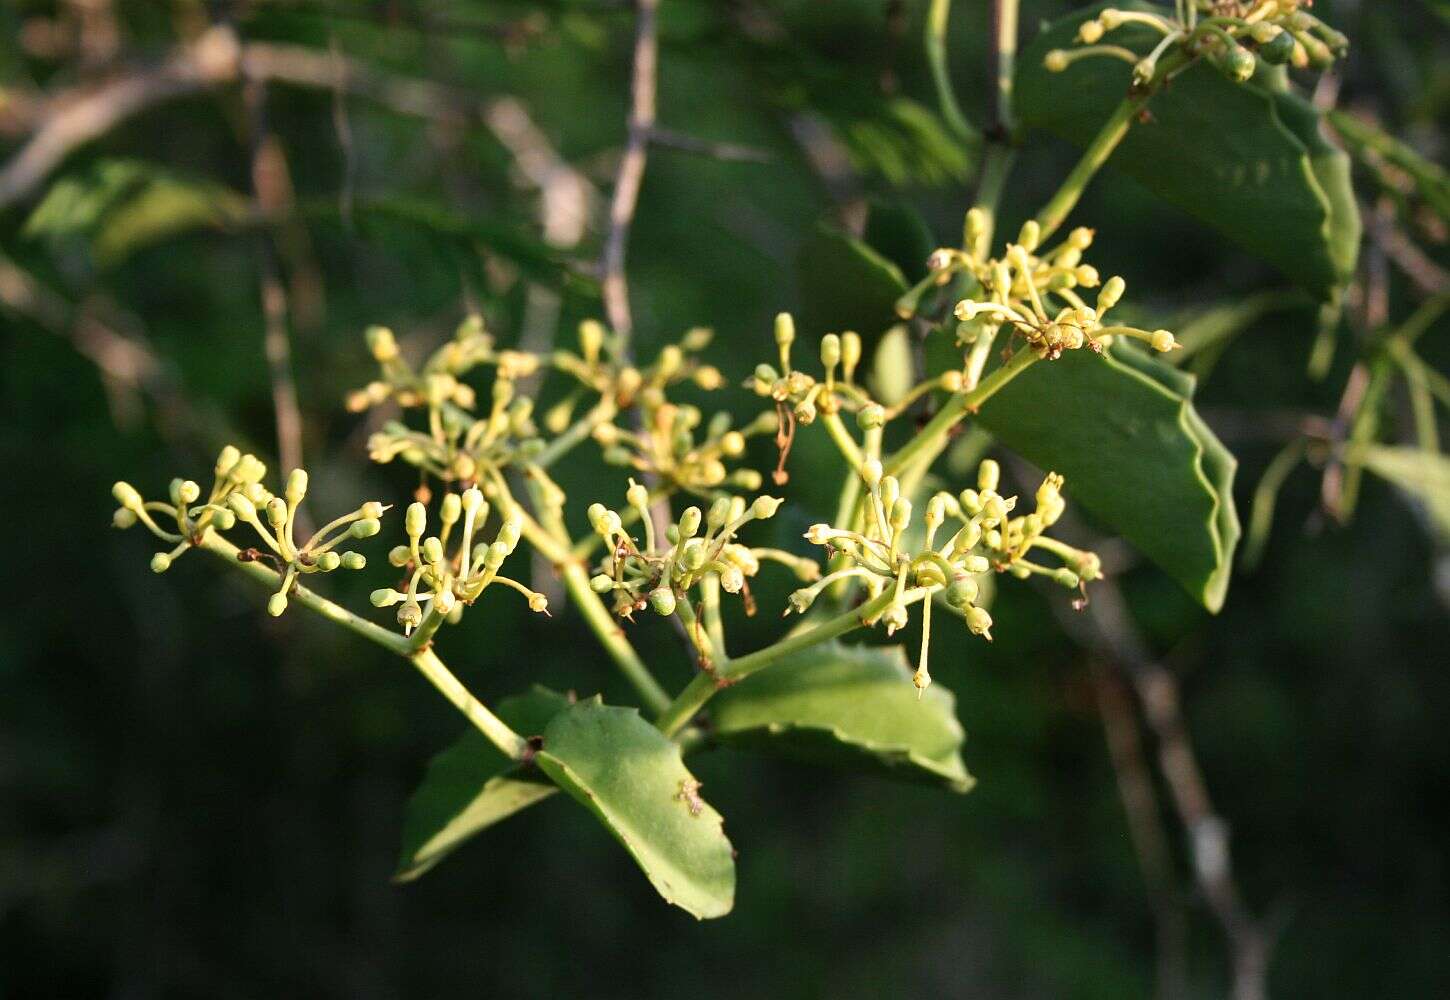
left=370, top=489, right=546, bottom=635
left=586, top=484, right=813, bottom=624
left=949, top=216, right=1179, bottom=361
left=112, top=446, right=381, bottom=615
left=796, top=457, right=1101, bottom=695
left=594, top=403, right=775, bottom=496
left=1045, top=2, right=1347, bottom=87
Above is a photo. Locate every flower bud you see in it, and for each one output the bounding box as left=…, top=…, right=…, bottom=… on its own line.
left=228, top=492, right=258, bottom=523
left=649, top=588, right=677, bottom=616
left=316, top=551, right=341, bottom=571
left=1017, top=220, right=1041, bottom=253
left=681, top=538, right=707, bottom=571
left=1074, top=265, right=1100, bottom=288
left=977, top=459, right=1000, bottom=493
left=351, top=518, right=381, bottom=539
left=435, top=589, right=457, bottom=616
left=1097, top=275, right=1125, bottom=313
left=1132, top=56, right=1157, bottom=87
left=890, top=497, right=912, bottom=532
left=857, top=403, right=886, bottom=430
left=1044, top=49, right=1069, bottom=72
left=438, top=494, right=461, bottom=528
left=774, top=312, right=796, bottom=350
left=1076, top=18, right=1104, bottom=44
left=484, top=541, right=509, bottom=569
left=406, top=502, right=427, bottom=539
left=882, top=603, right=909, bottom=634
left=174, top=480, right=200, bottom=506
left=965, top=605, right=993, bottom=639
left=497, top=518, right=521, bottom=552
left=718, top=564, right=745, bottom=594
left=422, top=537, right=444, bottom=564
left=215, top=445, right=241, bottom=478
left=707, top=497, right=733, bottom=530
left=940, top=370, right=964, bottom=393
left=720, top=431, right=746, bottom=457
left=626, top=481, right=650, bottom=510
left=963, top=555, right=990, bottom=574
left=397, top=600, right=423, bottom=632
left=371, top=588, right=403, bottom=607
left=285, top=469, right=308, bottom=505
left=578, top=318, right=605, bottom=363
left=862, top=458, right=883, bottom=488
left=1053, top=567, right=1081, bottom=588
left=590, top=574, right=614, bottom=594
left=945, top=577, right=979, bottom=609
left=820, top=334, right=841, bottom=369
left=266, top=497, right=288, bottom=528
left=528, top=592, right=549, bottom=614
left=113, top=508, right=138, bottom=529
left=150, top=552, right=172, bottom=573
left=1150, top=329, right=1177, bottom=353
left=267, top=592, right=289, bottom=617
left=958, top=488, right=982, bottom=515
left=677, top=506, right=702, bottom=539
left=341, top=552, right=366, bottom=570
left=1100, top=8, right=1123, bottom=29
left=840, top=331, right=861, bottom=380
left=752, top=496, right=783, bottom=519
left=113, top=481, right=144, bottom=510
left=366, top=325, right=399, bottom=362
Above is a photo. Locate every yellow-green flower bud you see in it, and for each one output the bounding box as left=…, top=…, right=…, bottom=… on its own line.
left=267, top=592, right=289, bottom=617
left=718, top=564, right=745, bottom=594
left=113, top=508, right=138, bottom=529
left=649, top=588, right=676, bottom=616
left=112, top=481, right=143, bottom=511
left=978, top=459, right=1001, bottom=493
left=175, top=480, right=200, bottom=506
left=266, top=497, right=288, bottom=528
left=366, top=325, right=399, bottom=363
left=678, top=507, right=702, bottom=538
left=1150, top=329, right=1177, bottom=353
left=882, top=602, right=909, bottom=634
left=820, top=334, right=841, bottom=369
left=965, top=605, right=993, bottom=639
left=579, top=318, right=605, bottom=363
left=341, top=552, right=366, bottom=570
left=371, top=588, right=404, bottom=607
left=963, top=554, right=990, bottom=574
left=484, top=541, right=509, bottom=569
left=1100, top=8, right=1124, bottom=30
left=215, top=445, right=241, bottom=478
left=626, top=481, right=650, bottom=510
left=958, top=488, right=982, bottom=515
left=397, top=600, right=423, bottom=632
left=497, top=519, right=521, bottom=552
left=1017, top=220, right=1041, bottom=253
left=150, top=552, right=172, bottom=573
left=1098, top=276, right=1126, bottom=314
left=316, top=551, right=341, bottom=571
left=890, top=497, right=912, bottom=532
left=406, top=502, right=427, bottom=539
left=681, top=538, right=707, bottom=571
left=857, top=403, right=886, bottom=430
left=774, top=312, right=795, bottom=350
left=285, top=469, right=308, bottom=505
left=422, top=537, right=444, bottom=564
left=1044, top=49, right=1070, bottom=73
left=590, top=574, right=614, bottom=594
left=945, top=577, right=979, bottom=609
left=1258, top=27, right=1295, bottom=65
left=841, top=331, right=862, bottom=380
left=752, top=496, right=783, bottom=519
left=351, top=518, right=381, bottom=539
left=435, top=589, right=457, bottom=616
left=1222, top=45, right=1256, bottom=82
left=1077, top=19, right=1104, bottom=44
left=439, top=494, right=461, bottom=528
left=227, top=492, right=258, bottom=523
left=1052, top=567, right=1081, bottom=588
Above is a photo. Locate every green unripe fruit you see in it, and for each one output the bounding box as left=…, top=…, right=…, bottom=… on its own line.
left=1222, top=45, right=1256, bottom=83
left=649, top=588, right=677, bottom=616
left=856, top=403, right=886, bottom=430
left=681, top=538, right=707, bottom=571
left=1257, top=26, right=1295, bottom=64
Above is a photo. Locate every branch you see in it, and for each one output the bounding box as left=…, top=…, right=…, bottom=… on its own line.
left=599, top=0, right=660, bottom=349
left=646, top=126, right=772, bottom=164
left=1054, top=580, right=1274, bottom=1000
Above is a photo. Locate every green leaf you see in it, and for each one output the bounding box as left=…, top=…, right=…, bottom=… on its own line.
left=1328, top=108, right=1450, bottom=223
left=976, top=346, right=1240, bottom=612
left=796, top=220, right=908, bottom=340
left=535, top=698, right=735, bottom=919
left=24, top=159, right=248, bottom=266
left=394, top=686, right=572, bottom=882
left=1016, top=1, right=1360, bottom=296
left=1350, top=444, right=1450, bottom=543
left=711, top=641, right=974, bottom=792
left=862, top=197, right=937, bottom=283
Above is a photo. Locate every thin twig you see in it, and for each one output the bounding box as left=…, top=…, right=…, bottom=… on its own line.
left=646, top=126, right=772, bottom=164
left=1089, top=658, right=1188, bottom=1000
left=1054, top=580, right=1274, bottom=1000
left=599, top=0, right=660, bottom=349
left=243, top=81, right=305, bottom=479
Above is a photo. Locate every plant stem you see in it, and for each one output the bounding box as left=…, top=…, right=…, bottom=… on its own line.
left=989, top=0, right=1018, bottom=136
left=883, top=344, right=1039, bottom=478
left=410, top=646, right=528, bottom=759
left=197, top=532, right=526, bottom=759
left=533, top=399, right=617, bottom=469
left=655, top=587, right=929, bottom=737
left=969, top=145, right=1016, bottom=258
left=1033, top=94, right=1145, bottom=241
left=925, top=0, right=981, bottom=148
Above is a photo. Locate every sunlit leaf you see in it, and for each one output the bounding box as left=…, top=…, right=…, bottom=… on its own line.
left=711, top=641, right=974, bottom=791
left=1016, top=1, right=1360, bottom=296
left=535, top=698, right=735, bottom=919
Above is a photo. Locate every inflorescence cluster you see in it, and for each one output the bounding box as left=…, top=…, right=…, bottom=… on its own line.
left=1045, top=2, right=1348, bottom=87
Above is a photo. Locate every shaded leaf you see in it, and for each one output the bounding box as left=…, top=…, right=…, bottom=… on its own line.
left=976, top=346, right=1239, bottom=612
left=796, top=220, right=907, bottom=340
left=862, top=197, right=937, bottom=282
left=1351, top=444, right=1450, bottom=542
left=535, top=698, right=735, bottom=919
left=1016, top=1, right=1360, bottom=296
left=711, top=641, right=974, bottom=792
left=394, top=686, right=572, bottom=882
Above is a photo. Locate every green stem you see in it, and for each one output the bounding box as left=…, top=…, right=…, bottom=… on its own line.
left=925, top=0, right=982, bottom=148
left=411, top=647, right=528, bottom=759
left=655, top=587, right=929, bottom=737
left=820, top=411, right=864, bottom=471
left=1033, top=94, right=1144, bottom=241
left=534, top=399, right=617, bottom=469
left=970, top=145, right=1015, bottom=258
left=990, top=0, right=1018, bottom=136
left=198, top=532, right=525, bottom=759
left=883, top=345, right=1039, bottom=478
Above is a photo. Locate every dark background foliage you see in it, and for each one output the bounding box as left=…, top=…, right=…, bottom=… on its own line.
left=2, top=1, right=1447, bottom=997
